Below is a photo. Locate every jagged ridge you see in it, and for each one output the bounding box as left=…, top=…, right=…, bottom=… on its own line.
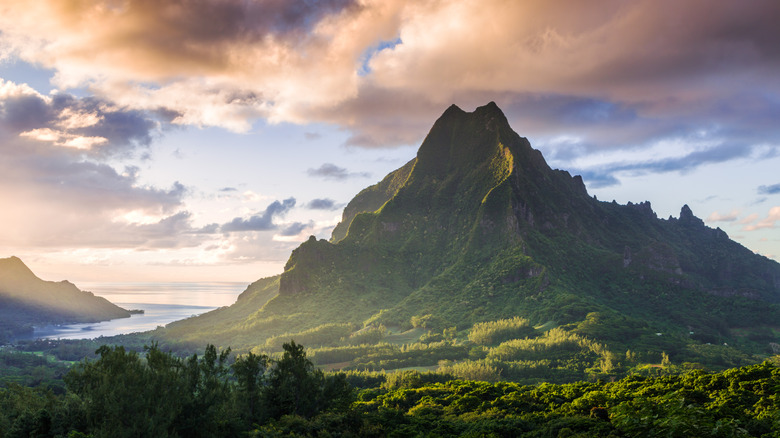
left=164, top=103, right=780, bottom=351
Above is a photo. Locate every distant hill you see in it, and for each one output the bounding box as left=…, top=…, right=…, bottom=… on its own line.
left=162, top=103, right=780, bottom=376
left=0, top=256, right=130, bottom=341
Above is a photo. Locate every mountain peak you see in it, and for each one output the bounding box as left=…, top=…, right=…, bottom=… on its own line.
left=679, top=204, right=705, bottom=227
left=166, top=102, right=780, bottom=376
left=474, top=100, right=503, bottom=115
left=411, top=101, right=527, bottom=182
left=442, top=103, right=466, bottom=116
left=0, top=256, right=38, bottom=282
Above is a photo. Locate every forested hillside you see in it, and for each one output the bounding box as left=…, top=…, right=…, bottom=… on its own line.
left=156, top=103, right=780, bottom=377
left=1, top=342, right=779, bottom=437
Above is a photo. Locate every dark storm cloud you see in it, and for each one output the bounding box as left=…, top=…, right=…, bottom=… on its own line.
left=220, top=198, right=296, bottom=232
left=307, top=163, right=370, bottom=180
left=307, top=198, right=339, bottom=210
left=759, top=184, right=780, bottom=195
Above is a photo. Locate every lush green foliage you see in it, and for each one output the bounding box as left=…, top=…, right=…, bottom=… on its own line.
left=265, top=323, right=354, bottom=349
left=3, top=341, right=779, bottom=437
left=468, top=316, right=534, bottom=345
left=334, top=360, right=780, bottom=437
left=0, top=350, right=70, bottom=392
left=0, top=342, right=353, bottom=438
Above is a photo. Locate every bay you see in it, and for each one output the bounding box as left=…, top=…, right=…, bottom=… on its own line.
left=29, top=282, right=247, bottom=340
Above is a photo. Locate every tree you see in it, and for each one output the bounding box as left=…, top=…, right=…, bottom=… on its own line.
left=264, top=341, right=353, bottom=419
left=231, top=351, right=268, bottom=428
left=176, top=344, right=232, bottom=437
left=65, top=345, right=175, bottom=437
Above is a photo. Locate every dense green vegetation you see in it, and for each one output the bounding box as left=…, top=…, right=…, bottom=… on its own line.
left=1, top=341, right=779, bottom=437
left=0, top=342, right=352, bottom=437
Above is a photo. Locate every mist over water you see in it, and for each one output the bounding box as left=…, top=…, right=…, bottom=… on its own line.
left=27, top=282, right=247, bottom=340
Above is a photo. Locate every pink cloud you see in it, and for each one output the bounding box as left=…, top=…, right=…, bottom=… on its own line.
left=743, top=207, right=780, bottom=231
left=706, top=210, right=740, bottom=223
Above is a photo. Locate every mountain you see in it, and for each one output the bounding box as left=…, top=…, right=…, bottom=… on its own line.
left=163, top=103, right=780, bottom=374
left=0, top=256, right=131, bottom=341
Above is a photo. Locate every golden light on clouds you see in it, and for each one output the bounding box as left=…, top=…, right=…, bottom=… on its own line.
left=0, top=0, right=779, bottom=281
left=1, top=0, right=778, bottom=141
left=20, top=128, right=108, bottom=150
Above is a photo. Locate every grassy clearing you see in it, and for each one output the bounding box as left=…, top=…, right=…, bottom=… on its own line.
left=384, top=327, right=425, bottom=345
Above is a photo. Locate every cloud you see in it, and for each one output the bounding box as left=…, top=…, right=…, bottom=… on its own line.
left=0, top=79, right=188, bottom=250
left=706, top=210, right=740, bottom=223
left=278, top=221, right=312, bottom=237
left=220, top=198, right=296, bottom=232
left=0, top=79, right=158, bottom=156
left=307, top=198, right=340, bottom=210
left=307, top=163, right=370, bottom=180
left=739, top=214, right=759, bottom=225
left=216, top=231, right=301, bottom=263
left=758, top=183, right=780, bottom=195
left=0, top=0, right=373, bottom=131
left=742, top=206, right=780, bottom=231
left=0, top=164, right=195, bottom=249
left=573, top=141, right=775, bottom=188
left=0, top=0, right=779, bottom=182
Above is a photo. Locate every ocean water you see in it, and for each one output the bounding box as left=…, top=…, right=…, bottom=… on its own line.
left=28, top=282, right=248, bottom=340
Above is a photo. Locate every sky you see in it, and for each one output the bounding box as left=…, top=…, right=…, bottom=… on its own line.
left=0, top=0, right=779, bottom=284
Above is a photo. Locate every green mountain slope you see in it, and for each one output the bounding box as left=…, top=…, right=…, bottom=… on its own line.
left=0, top=256, right=130, bottom=340
left=330, top=158, right=415, bottom=243
left=162, top=103, right=780, bottom=372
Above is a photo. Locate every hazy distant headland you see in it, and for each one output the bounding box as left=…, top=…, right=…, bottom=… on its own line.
left=16, top=282, right=246, bottom=341
left=0, top=256, right=130, bottom=341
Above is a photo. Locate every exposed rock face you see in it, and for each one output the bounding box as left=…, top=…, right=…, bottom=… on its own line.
left=678, top=204, right=705, bottom=227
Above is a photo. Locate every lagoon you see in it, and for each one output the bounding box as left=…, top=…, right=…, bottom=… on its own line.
left=28, top=282, right=247, bottom=340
